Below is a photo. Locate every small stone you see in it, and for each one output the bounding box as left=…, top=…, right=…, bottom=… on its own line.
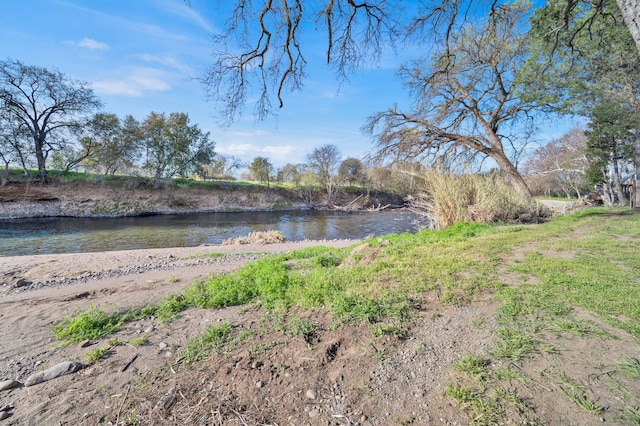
left=0, top=380, right=22, bottom=392
left=256, top=381, right=264, bottom=388
left=251, top=360, right=262, bottom=369
left=360, top=415, right=367, bottom=422
left=155, top=394, right=177, bottom=411
left=0, top=403, right=14, bottom=412
left=158, top=342, right=168, bottom=349
left=15, top=278, right=29, bottom=287
left=79, top=340, right=92, bottom=348
left=145, top=326, right=154, bottom=333
left=0, top=411, right=10, bottom=420
left=306, top=389, right=317, bottom=400
left=24, top=361, right=83, bottom=387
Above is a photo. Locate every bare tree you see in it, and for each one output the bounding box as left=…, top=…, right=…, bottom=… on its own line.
left=199, top=1, right=398, bottom=123
left=524, top=128, right=589, bottom=199
left=0, top=59, right=101, bottom=182
left=366, top=1, right=534, bottom=198
left=306, top=144, right=341, bottom=204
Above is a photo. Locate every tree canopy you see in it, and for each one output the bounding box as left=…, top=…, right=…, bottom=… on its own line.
left=0, top=59, right=101, bottom=181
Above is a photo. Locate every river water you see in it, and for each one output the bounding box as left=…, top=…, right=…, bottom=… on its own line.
left=0, top=209, right=423, bottom=256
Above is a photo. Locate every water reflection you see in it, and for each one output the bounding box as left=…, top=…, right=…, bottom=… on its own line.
left=0, top=209, right=421, bottom=256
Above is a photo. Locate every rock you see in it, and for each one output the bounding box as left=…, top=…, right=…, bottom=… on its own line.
left=0, top=411, right=10, bottom=420
left=24, top=361, right=83, bottom=387
left=155, top=394, right=177, bottom=411
left=0, top=403, right=14, bottom=411
left=251, top=360, right=262, bottom=369
left=15, top=278, right=29, bottom=288
left=0, top=380, right=22, bottom=392
left=305, top=389, right=317, bottom=400
left=158, top=342, right=168, bottom=349
left=256, top=380, right=264, bottom=388
left=79, top=340, right=92, bottom=348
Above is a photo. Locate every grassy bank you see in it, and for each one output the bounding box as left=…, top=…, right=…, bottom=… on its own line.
left=52, top=208, right=640, bottom=424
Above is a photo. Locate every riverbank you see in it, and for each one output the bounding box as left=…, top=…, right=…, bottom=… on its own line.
left=1, top=211, right=639, bottom=424
left=0, top=179, right=404, bottom=219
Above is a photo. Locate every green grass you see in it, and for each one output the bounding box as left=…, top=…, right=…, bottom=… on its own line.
left=85, top=347, right=108, bottom=363
left=48, top=209, right=640, bottom=424
left=183, top=323, right=233, bottom=364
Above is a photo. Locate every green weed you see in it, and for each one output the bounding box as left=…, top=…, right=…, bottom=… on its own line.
left=183, top=323, right=233, bottom=364
left=85, top=347, right=108, bottom=363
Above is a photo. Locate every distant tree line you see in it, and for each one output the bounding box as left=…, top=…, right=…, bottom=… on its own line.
left=3, top=0, right=640, bottom=208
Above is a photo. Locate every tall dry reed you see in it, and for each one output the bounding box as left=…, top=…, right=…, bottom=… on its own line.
left=409, top=170, right=542, bottom=229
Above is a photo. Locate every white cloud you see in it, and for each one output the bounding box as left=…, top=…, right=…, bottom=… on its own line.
left=135, top=54, right=192, bottom=74
left=92, top=67, right=171, bottom=97
left=77, top=37, right=109, bottom=50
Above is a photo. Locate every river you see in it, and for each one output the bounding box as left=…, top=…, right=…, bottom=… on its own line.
left=0, top=209, right=423, bottom=256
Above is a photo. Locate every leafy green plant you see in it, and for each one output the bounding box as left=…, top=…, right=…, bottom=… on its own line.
left=52, top=306, right=126, bottom=343
left=85, top=347, right=108, bottom=363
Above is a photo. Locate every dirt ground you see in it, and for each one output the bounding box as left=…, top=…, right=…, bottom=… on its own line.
left=0, top=237, right=639, bottom=425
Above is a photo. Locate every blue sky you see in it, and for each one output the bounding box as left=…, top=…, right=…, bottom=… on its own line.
left=1, top=0, right=572, bottom=169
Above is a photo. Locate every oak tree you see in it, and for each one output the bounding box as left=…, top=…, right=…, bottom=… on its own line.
left=0, top=59, right=101, bottom=181
left=367, top=1, right=534, bottom=197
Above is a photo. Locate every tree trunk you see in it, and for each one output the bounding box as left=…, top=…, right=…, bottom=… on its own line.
left=635, top=128, right=640, bottom=209
left=493, top=152, right=533, bottom=200
left=34, top=135, right=47, bottom=182
left=612, top=156, right=627, bottom=205
left=616, top=0, right=640, bottom=54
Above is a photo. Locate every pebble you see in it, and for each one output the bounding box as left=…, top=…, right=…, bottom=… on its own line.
left=24, top=361, right=83, bottom=387
left=0, top=380, right=22, bottom=392
left=7, top=253, right=266, bottom=294
left=256, top=381, right=264, bottom=388
left=305, top=389, right=317, bottom=400
left=0, top=403, right=14, bottom=412
left=158, top=342, right=168, bottom=349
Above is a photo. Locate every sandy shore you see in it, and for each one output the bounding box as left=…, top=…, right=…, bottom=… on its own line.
left=0, top=239, right=359, bottom=302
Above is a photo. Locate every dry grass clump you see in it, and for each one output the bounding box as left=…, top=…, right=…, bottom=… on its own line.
left=222, top=230, right=286, bottom=245
left=410, top=170, right=543, bottom=229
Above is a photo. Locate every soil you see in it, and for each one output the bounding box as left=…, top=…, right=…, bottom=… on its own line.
left=0, top=180, right=403, bottom=219
left=0, top=234, right=639, bottom=425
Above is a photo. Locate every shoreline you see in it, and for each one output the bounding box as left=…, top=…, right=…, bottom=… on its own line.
left=0, top=239, right=360, bottom=296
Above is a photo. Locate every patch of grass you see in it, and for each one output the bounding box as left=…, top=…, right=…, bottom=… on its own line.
left=619, top=357, right=640, bottom=380
left=182, top=252, right=230, bottom=261
left=546, top=318, right=612, bottom=338
left=52, top=306, right=127, bottom=343
left=287, top=316, right=316, bottom=342
left=128, top=336, right=147, bottom=347
left=446, top=384, right=502, bottom=425
left=543, top=370, right=604, bottom=415
left=85, top=347, right=108, bottom=363
left=490, top=328, right=536, bottom=362
left=455, top=354, right=491, bottom=382
left=183, top=323, right=233, bottom=364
